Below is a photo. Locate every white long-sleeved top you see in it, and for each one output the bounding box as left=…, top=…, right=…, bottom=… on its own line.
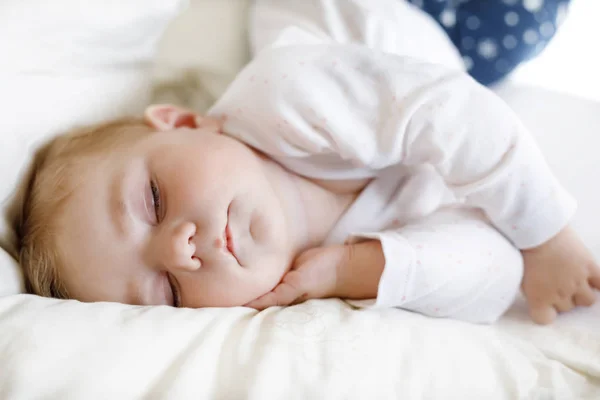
left=207, top=32, right=575, bottom=322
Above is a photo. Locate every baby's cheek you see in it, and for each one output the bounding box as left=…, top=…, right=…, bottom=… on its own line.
left=248, top=208, right=275, bottom=244
left=184, top=274, right=253, bottom=307
left=250, top=251, right=292, bottom=293
left=223, top=272, right=280, bottom=307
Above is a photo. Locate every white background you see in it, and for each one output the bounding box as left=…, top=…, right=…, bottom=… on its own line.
left=511, top=0, right=600, bottom=101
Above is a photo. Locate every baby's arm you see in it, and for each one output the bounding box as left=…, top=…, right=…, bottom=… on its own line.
left=247, top=209, right=524, bottom=324
left=244, top=240, right=384, bottom=310
left=210, top=42, right=598, bottom=322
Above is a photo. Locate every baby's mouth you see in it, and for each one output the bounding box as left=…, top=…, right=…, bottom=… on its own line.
left=225, top=205, right=241, bottom=266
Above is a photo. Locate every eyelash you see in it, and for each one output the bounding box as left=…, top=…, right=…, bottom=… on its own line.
left=150, top=179, right=161, bottom=222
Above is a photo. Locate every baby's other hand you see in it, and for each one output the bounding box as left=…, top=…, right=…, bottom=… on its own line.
left=244, top=245, right=347, bottom=310
left=521, top=226, right=600, bottom=325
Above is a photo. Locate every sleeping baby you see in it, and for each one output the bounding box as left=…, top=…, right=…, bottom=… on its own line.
left=16, top=34, right=599, bottom=325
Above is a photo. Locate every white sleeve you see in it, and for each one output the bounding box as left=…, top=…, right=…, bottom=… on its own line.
left=348, top=208, right=524, bottom=324
left=207, top=43, right=576, bottom=249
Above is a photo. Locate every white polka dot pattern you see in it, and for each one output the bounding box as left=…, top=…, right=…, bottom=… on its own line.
left=505, top=11, right=520, bottom=26
left=409, top=0, right=569, bottom=85
left=462, top=55, right=474, bottom=70
left=440, top=9, right=457, bottom=27
left=523, top=0, right=544, bottom=13
left=503, top=34, right=518, bottom=49
left=523, top=28, right=539, bottom=44
left=477, top=38, right=499, bottom=59
left=539, top=21, right=555, bottom=37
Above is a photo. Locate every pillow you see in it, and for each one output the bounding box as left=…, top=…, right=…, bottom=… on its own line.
left=151, top=0, right=464, bottom=111
left=0, top=0, right=188, bottom=296
left=0, top=248, right=22, bottom=297
left=152, top=0, right=253, bottom=112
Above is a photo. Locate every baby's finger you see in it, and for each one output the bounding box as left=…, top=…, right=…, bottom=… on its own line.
left=529, top=304, right=557, bottom=325
left=573, top=285, right=597, bottom=307
left=268, top=278, right=304, bottom=307
left=554, top=297, right=574, bottom=313
left=290, top=293, right=310, bottom=306
left=589, top=264, right=600, bottom=290
left=244, top=292, right=278, bottom=310
left=245, top=271, right=308, bottom=310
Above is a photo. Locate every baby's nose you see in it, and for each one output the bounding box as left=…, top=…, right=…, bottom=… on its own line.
left=163, top=222, right=201, bottom=272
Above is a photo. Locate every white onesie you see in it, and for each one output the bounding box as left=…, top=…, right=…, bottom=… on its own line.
left=206, top=31, right=576, bottom=323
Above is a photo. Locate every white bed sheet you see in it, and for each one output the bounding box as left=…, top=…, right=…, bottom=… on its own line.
left=0, top=294, right=598, bottom=399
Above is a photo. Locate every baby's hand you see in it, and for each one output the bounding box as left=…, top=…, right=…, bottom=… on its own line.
left=521, top=226, right=600, bottom=324
left=244, top=245, right=347, bottom=310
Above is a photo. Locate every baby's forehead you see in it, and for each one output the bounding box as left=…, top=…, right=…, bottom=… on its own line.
left=54, top=156, right=117, bottom=250
left=55, top=158, right=106, bottom=212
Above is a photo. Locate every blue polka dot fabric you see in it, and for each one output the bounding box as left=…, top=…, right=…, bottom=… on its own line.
left=408, top=0, right=571, bottom=86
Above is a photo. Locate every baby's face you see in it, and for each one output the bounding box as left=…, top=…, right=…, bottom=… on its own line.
left=56, top=119, right=296, bottom=308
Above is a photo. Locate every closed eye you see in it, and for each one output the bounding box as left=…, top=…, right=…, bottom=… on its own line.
left=150, top=179, right=161, bottom=223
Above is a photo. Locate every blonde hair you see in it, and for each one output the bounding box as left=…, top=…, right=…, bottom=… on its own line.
left=16, top=117, right=154, bottom=299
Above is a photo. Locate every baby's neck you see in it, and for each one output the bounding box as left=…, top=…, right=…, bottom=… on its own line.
left=289, top=172, right=359, bottom=250
left=259, top=157, right=358, bottom=253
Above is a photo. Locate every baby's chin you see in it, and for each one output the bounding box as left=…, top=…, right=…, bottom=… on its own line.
left=193, top=252, right=294, bottom=308
left=191, top=280, right=284, bottom=309
left=238, top=274, right=289, bottom=308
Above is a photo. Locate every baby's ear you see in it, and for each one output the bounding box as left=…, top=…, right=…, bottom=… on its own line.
left=145, top=104, right=225, bottom=133
left=144, top=104, right=200, bottom=131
